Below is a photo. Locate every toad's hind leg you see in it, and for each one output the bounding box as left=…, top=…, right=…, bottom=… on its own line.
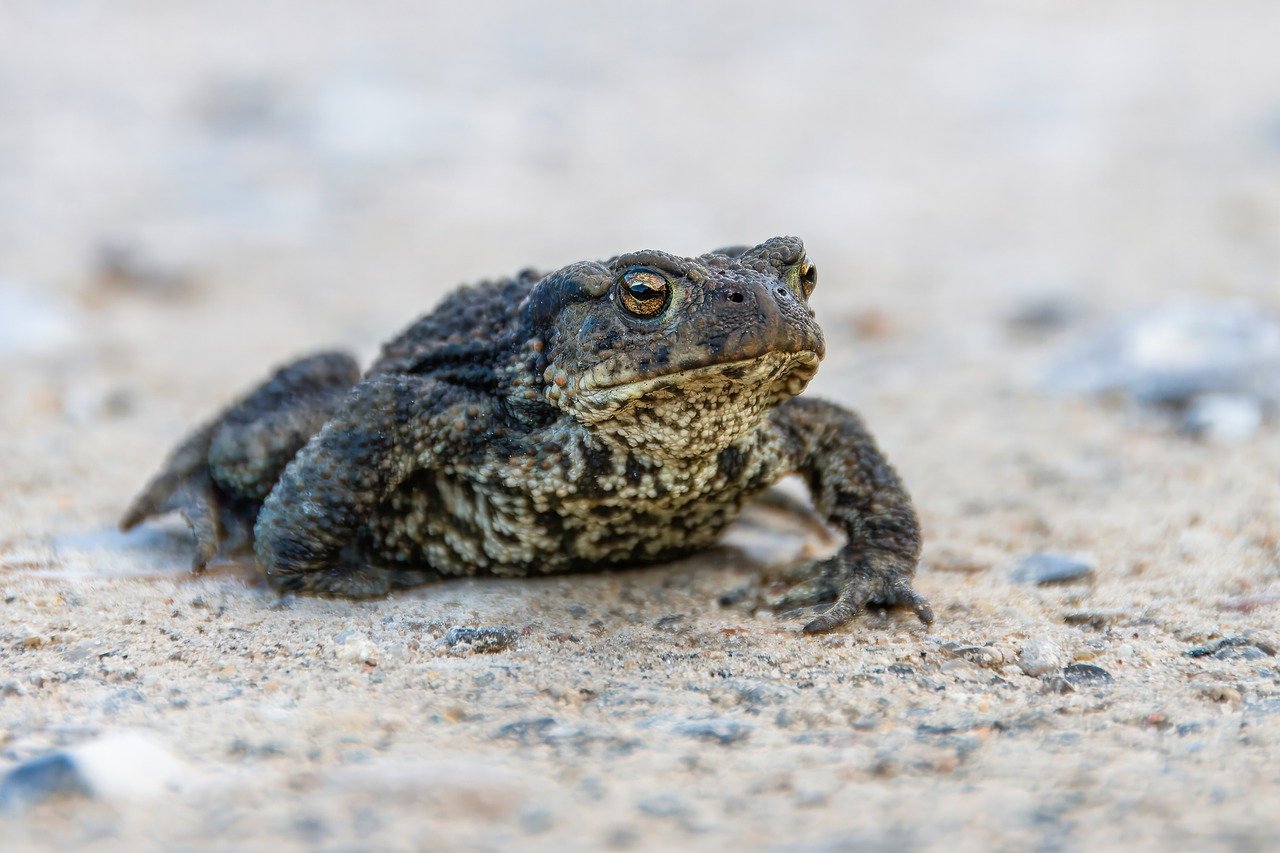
left=254, top=373, right=492, bottom=597
left=121, top=352, right=361, bottom=569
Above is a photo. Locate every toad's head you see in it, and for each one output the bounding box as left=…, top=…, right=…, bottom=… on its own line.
left=520, top=236, right=825, bottom=457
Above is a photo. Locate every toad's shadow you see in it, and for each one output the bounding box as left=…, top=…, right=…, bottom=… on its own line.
left=716, top=482, right=839, bottom=569
left=0, top=524, right=259, bottom=584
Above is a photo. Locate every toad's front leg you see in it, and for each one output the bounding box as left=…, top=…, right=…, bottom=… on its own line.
left=254, top=373, right=489, bottom=597
left=766, top=397, right=933, bottom=633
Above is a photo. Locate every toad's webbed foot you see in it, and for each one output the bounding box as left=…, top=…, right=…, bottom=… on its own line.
left=765, top=550, right=934, bottom=633
left=120, top=423, right=228, bottom=571
left=768, top=396, right=932, bottom=634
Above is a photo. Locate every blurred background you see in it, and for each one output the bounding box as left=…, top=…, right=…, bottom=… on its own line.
left=4, top=1, right=1279, bottom=328
left=2, top=0, right=1279, bottom=512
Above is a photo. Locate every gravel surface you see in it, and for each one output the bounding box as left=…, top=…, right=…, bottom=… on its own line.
left=2, top=2, right=1279, bottom=850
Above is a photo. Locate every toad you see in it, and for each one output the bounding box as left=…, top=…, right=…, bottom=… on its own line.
left=122, top=237, right=932, bottom=633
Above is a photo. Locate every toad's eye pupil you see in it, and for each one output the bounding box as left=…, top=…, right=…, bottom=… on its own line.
left=629, top=283, right=660, bottom=299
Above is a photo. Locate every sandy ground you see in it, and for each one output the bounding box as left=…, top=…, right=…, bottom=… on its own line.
left=2, top=2, right=1280, bottom=850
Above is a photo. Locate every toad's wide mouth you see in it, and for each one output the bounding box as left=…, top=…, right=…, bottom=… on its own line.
left=565, top=350, right=822, bottom=414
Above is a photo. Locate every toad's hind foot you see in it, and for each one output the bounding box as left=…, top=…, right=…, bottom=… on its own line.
left=120, top=426, right=226, bottom=571
left=764, top=550, right=933, bottom=633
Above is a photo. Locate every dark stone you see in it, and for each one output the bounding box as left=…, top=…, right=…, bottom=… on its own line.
left=674, top=719, right=751, bottom=745
left=1062, top=609, right=1127, bottom=629
left=1214, top=645, right=1270, bottom=661
left=716, top=585, right=753, bottom=607
left=725, top=679, right=800, bottom=707
left=444, top=626, right=518, bottom=653
left=1186, top=636, right=1275, bottom=659
left=491, top=718, right=558, bottom=744
left=1006, top=297, right=1084, bottom=334
left=0, top=752, right=90, bottom=813
left=1062, top=663, right=1113, bottom=687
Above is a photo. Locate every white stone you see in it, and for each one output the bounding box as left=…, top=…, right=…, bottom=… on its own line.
left=336, top=635, right=379, bottom=665
left=0, top=285, right=75, bottom=358
left=1181, top=394, right=1264, bottom=443
left=1018, top=638, right=1065, bottom=677
left=72, top=732, right=184, bottom=802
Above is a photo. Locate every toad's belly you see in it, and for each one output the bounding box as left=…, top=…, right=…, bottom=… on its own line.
left=361, top=469, right=753, bottom=578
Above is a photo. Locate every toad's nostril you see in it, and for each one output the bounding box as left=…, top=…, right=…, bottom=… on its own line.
left=775, top=287, right=788, bottom=298
left=727, top=291, right=744, bottom=303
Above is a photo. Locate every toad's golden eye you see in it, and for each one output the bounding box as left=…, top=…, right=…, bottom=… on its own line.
left=618, top=269, right=670, bottom=317
left=784, top=262, right=816, bottom=298
left=798, top=262, right=817, bottom=297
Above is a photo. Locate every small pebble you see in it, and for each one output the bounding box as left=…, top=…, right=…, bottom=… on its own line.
left=1214, top=645, right=1271, bottom=662
left=292, top=814, right=329, bottom=844
left=1018, top=638, right=1065, bottom=677
left=335, top=635, right=379, bottom=665
left=674, top=719, right=752, bottom=745
left=520, top=806, right=554, bottom=833
left=1180, top=394, right=1264, bottom=443
left=795, top=788, right=831, bottom=808
left=1006, top=296, right=1084, bottom=335
left=93, top=240, right=194, bottom=298
left=444, top=626, right=518, bottom=654
left=606, top=826, right=640, bottom=849
left=720, top=679, right=800, bottom=707
left=716, top=585, right=753, bottom=607
left=0, top=752, right=87, bottom=813
left=491, top=718, right=557, bottom=744
left=636, top=794, right=693, bottom=818
left=1010, top=553, right=1095, bottom=586
left=1201, top=684, right=1243, bottom=705
left=1062, top=609, right=1128, bottom=629
left=939, top=658, right=988, bottom=681
left=1186, top=636, right=1276, bottom=658
left=1062, top=663, right=1113, bottom=687
left=942, top=644, right=1007, bottom=668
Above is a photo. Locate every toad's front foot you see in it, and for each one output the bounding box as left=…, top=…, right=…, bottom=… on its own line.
left=765, top=549, right=933, bottom=633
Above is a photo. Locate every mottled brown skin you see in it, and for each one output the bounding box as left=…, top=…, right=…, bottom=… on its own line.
left=122, top=237, right=932, bottom=633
